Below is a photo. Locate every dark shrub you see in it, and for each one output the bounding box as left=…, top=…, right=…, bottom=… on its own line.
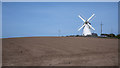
left=109, top=33, right=115, bottom=37
left=117, top=34, right=120, bottom=39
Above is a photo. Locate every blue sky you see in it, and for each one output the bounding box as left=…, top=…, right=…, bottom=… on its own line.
left=2, top=2, right=118, bottom=38
left=2, top=0, right=120, bottom=2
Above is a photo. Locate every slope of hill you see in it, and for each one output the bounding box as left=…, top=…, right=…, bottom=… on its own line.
left=2, top=37, right=118, bottom=66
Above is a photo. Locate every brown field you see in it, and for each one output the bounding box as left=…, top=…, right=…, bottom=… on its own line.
left=2, top=37, right=118, bottom=66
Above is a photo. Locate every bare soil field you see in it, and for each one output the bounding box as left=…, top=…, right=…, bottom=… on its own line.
left=2, top=37, right=118, bottom=66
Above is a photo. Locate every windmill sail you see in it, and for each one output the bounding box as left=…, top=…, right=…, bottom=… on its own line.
left=78, top=15, right=85, bottom=22
left=78, top=24, right=86, bottom=31
left=87, top=23, right=95, bottom=30
left=87, top=14, right=95, bottom=21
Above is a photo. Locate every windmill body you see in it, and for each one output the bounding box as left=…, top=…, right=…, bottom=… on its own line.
left=78, top=14, right=95, bottom=36
left=83, top=24, right=91, bottom=36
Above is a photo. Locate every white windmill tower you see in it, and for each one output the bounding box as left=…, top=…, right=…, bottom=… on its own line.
left=78, top=14, right=95, bottom=36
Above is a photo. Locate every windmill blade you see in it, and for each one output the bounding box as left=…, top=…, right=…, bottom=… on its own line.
left=78, top=24, right=86, bottom=31
left=78, top=15, right=86, bottom=22
left=87, top=23, right=95, bottom=30
left=87, top=14, right=95, bottom=22
left=89, top=15, right=96, bottom=22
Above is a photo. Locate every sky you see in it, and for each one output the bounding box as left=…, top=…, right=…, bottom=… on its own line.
left=2, top=2, right=118, bottom=38
left=2, top=0, right=120, bottom=2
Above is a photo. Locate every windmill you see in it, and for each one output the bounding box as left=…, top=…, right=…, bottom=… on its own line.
left=78, top=14, right=95, bottom=36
